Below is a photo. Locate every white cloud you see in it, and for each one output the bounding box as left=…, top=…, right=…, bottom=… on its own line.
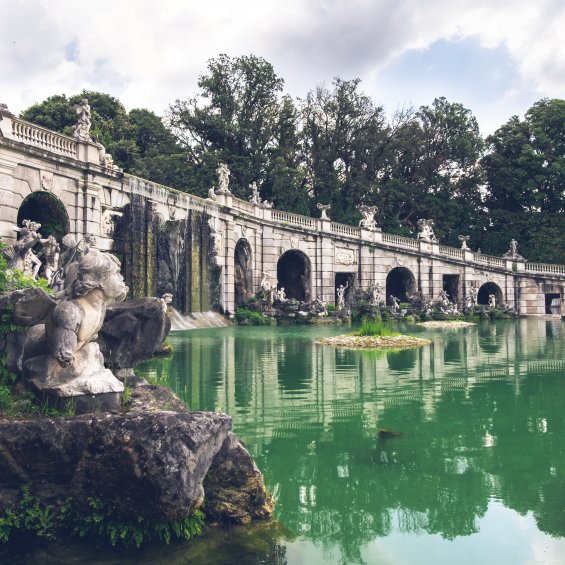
left=1, top=0, right=564, bottom=131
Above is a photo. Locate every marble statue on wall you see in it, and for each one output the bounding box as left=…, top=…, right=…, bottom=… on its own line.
left=458, top=235, right=470, bottom=250
left=417, top=219, right=438, bottom=243
left=73, top=99, right=92, bottom=142
left=250, top=182, right=261, bottom=205
left=337, top=282, right=349, bottom=310
left=358, top=205, right=378, bottom=230
left=317, top=203, right=331, bottom=221
left=216, top=163, right=231, bottom=194
left=502, top=239, right=525, bottom=260
left=389, top=295, right=400, bottom=311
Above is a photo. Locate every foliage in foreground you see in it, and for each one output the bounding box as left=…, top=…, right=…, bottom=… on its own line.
left=0, top=489, right=205, bottom=548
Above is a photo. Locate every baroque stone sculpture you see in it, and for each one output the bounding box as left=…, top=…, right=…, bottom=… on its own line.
left=2, top=219, right=42, bottom=278
left=317, top=203, right=331, bottom=220
left=458, top=235, right=470, bottom=250
left=417, top=219, right=438, bottom=243
left=337, top=282, right=348, bottom=310
left=73, top=99, right=92, bottom=142
left=21, top=248, right=128, bottom=409
left=358, top=205, right=378, bottom=230
left=216, top=163, right=231, bottom=194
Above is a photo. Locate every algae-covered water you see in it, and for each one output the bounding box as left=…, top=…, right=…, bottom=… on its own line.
left=4, top=319, right=565, bottom=564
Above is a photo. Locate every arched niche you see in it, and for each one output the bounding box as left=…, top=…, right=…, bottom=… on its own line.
left=277, top=250, right=311, bottom=302
left=234, top=238, right=253, bottom=306
left=17, top=191, right=69, bottom=239
left=386, top=267, right=416, bottom=303
left=477, top=282, right=503, bottom=306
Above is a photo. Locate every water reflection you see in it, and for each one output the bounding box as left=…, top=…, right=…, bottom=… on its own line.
left=138, top=319, right=565, bottom=554
left=9, top=319, right=562, bottom=564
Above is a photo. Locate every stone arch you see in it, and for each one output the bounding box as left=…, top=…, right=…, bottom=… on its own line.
left=386, top=267, right=416, bottom=303
left=277, top=250, right=311, bottom=302
left=234, top=238, right=253, bottom=307
left=477, top=282, right=503, bottom=306
left=17, top=191, right=69, bottom=239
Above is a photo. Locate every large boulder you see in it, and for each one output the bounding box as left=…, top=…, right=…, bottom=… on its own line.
left=0, top=381, right=274, bottom=525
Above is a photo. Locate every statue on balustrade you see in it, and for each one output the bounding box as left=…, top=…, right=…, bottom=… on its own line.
left=216, top=163, right=231, bottom=194
left=73, top=99, right=92, bottom=142
left=417, top=219, right=438, bottom=243
left=358, top=205, right=378, bottom=231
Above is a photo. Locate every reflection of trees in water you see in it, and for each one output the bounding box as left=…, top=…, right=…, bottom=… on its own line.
left=143, top=321, right=565, bottom=555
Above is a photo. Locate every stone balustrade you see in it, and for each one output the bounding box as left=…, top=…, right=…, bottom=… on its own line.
left=525, top=262, right=565, bottom=275
left=439, top=245, right=464, bottom=260
left=4, top=114, right=77, bottom=158
left=232, top=197, right=257, bottom=215
left=382, top=233, right=419, bottom=250
left=330, top=222, right=361, bottom=238
left=271, top=210, right=317, bottom=229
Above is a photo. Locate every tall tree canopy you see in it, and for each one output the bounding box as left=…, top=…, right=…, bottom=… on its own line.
left=17, top=58, right=565, bottom=263
left=481, top=98, right=565, bottom=262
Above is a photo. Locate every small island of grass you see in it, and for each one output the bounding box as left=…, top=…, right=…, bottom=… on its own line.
left=316, top=320, right=432, bottom=350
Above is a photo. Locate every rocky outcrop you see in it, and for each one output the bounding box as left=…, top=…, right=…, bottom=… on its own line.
left=0, top=381, right=274, bottom=526
left=204, top=432, right=275, bottom=524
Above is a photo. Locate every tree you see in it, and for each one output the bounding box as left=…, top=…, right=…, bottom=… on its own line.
left=300, top=78, right=390, bottom=224
left=481, top=98, right=565, bottom=261
left=167, top=54, right=292, bottom=199
left=377, top=98, right=484, bottom=242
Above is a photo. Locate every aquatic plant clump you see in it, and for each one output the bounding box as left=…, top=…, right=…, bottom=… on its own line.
left=353, top=320, right=400, bottom=337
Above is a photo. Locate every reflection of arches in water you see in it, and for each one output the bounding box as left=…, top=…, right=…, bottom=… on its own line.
left=386, top=267, right=416, bottom=303
left=386, top=348, right=417, bottom=371
left=277, top=250, right=311, bottom=302
left=234, top=239, right=252, bottom=306
left=17, top=191, right=70, bottom=239
left=477, top=282, right=503, bottom=305
left=277, top=339, right=312, bottom=391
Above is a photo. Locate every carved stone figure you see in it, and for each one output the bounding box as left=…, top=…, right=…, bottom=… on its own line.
left=21, top=249, right=128, bottom=407
left=358, top=205, right=378, bottom=230
left=417, top=219, right=438, bottom=243
left=458, top=235, right=470, bottom=250
left=260, top=271, right=272, bottom=293
left=249, top=182, right=261, bottom=205
left=73, top=99, right=92, bottom=142
left=317, top=203, right=331, bottom=221
left=465, top=292, right=475, bottom=309
left=275, top=287, right=286, bottom=303
left=207, top=187, right=217, bottom=201
left=2, top=219, right=42, bottom=278
left=502, top=239, right=524, bottom=260
left=370, top=283, right=383, bottom=306
left=337, top=282, right=349, bottom=310
left=389, top=295, right=400, bottom=311
left=216, top=163, right=231, bottom=194
left=488, top=293, right=496, bottom=309
left=39, top=235, right=60, bottom=285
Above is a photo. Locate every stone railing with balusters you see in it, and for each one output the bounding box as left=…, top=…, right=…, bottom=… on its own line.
left=4, top=114, right=78, bottom=158
left=271, top=210, right=317, bottom=230
left=473, top=253, right=506, bottom=268
left=439, top=245, right=465, bottom=260
left=525, top=262, right=565, bottom=276
left=330, top=222, right=361, bottom=238
left=382, top=233, right=419, bottom=250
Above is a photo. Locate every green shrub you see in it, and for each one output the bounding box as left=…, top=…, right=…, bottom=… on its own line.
left=235, top=307, right=269, bottom=326
left=326, top=303, right=337, bottom=312
left=353, top=320, right=399, bottom=337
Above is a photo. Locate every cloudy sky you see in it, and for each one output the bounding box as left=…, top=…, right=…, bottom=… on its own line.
left=2, top=0, right=564, bottom=135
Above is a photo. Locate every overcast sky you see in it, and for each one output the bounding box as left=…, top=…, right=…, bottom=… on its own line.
left=2, top=0, right=564, bottom=135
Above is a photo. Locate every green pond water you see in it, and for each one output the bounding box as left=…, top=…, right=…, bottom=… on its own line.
left=4, top=319, right=565, bottom=564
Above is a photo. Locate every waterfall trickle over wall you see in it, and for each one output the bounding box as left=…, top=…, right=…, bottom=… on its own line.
left=114, top=195, right=220, bottom=314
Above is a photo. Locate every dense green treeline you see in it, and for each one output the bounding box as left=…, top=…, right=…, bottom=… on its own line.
left=20, top=55, right=565, bottom=263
